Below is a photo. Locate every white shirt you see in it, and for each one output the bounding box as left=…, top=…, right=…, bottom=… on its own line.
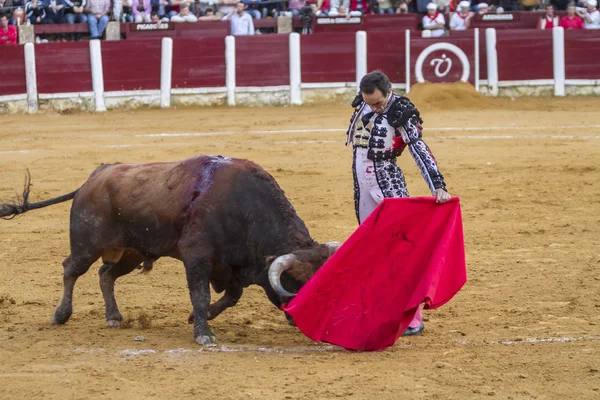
left=222, top=12, right=254, bottom=36
left=584, top=9, right=600, bottom=29
left=422, top=12, right=446, bottom=37
left=449, top=12, right=469, bottom=30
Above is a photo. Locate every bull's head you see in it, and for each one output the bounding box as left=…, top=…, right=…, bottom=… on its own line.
left=267, top=241, right=341, bottom=298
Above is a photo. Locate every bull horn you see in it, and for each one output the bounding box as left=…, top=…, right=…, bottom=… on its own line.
left=325, top=241, right=342, bottom=254
left=268, top=254, right=297, bottom=298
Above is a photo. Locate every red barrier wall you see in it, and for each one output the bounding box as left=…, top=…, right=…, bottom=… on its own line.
left=36, top=42, right=92, bottom=94
left=172, top=37, right=226, bottom=88
left=496, top=30, right=553, bottom=81
left=101, top=40, right=161, bottom=91
left=565, top=30, right=600, bottom=81
left=410, top=37, right=475, bottom=85
left=367, top=31, right=406, bottom=84
left=0, top=45, right=26, bottom=96
left=313, top=14, right=419, bottom=34
left=235, top=35, right=289, bottom=87
left=301, top=33, right=355, bottom=84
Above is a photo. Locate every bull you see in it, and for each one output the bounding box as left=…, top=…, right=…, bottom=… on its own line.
left=0, top=155, right=341, bottom=345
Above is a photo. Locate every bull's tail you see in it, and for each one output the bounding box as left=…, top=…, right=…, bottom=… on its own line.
left=0, top=170, right=78, bottom=220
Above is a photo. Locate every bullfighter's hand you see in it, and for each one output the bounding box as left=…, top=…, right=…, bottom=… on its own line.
left=434, top=188, right=451, bottom=204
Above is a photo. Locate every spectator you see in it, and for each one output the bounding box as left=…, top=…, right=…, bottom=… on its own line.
left=476, top=1, right=488, bottom=12
left=551, top=0, right=568, bottom=10
left=311, top=0, right=330, bottom=16
left=197, top=5, right=221, bottom=18
left=242, top=0, right=261, bottom=18
left=329, top=3, right=361, bottom=13
left=64, top=0, right=87, bottom=41
left=151, top=0, right=171, bottom=19
left=329, top=0, right=349, bottom=13
left=560, top=2, right=584, bottom=27
left=43, top=0, right=67, bottom=41
left=222, top=1, right=254, bottom=35
left=576, top=0, right=600, bottom=28
left=170, top=2, right=197, bottom=20
left=396, top=0, right=409, bottom=11
left=348, top=0, right=370, bottom=13
left=422, top=2, right=445, bottom=36
left=450, top=0, right=474, bottom=29
left=132, top=0, right=151, bottom=21
left=377, top=0, right=396, bottom=13
left=119, top=0, right=134, bottom=21
left=149, top=9, right=159, bottom=21
left=434, top=0, right=450, bottom=12
left=0, top=13, right=16, bottom=43
left=0, top=0, right=15, bottom=24
left=26, top=0, right=46, bottom=24
left=537, top=4, right=558, bottom=28
left=86, top=0, right=110, bottom=39
left=216, top=0, right=236, bottom=17
left=287, top=0, right=306, bottom=16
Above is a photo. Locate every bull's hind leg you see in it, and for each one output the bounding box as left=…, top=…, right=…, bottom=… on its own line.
left=184, top=258, right=217, bottom=345
left=52, top=251, right=101, bottom=325
left=99, top=249, right=145, bottom=328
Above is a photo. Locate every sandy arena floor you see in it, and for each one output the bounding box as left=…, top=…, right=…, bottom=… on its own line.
left=0, top=85, right=599, bottom=399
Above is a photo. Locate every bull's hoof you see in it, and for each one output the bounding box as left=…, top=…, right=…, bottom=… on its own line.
left=195, top=335, right=217, bottom=346
left=51, top=307, right=72, bottom=325
left=106, top=319, right=121, bottom=328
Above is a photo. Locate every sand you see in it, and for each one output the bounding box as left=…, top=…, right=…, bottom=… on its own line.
left=1, top=89, right=599, bottom=399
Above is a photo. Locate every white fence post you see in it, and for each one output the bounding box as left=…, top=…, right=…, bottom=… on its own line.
left=405, top=29, right=410, bottom=94
left=289, top=32, right=302, bottom=105
left=24, top=43, right=38, bottom=114
left=355, top=31, right=367, bottom=91
left=225, top=35, right=236, bottom=106
left=89, top=39, right=106, bottom=112
left=552, top=26, right=565, bottom=97
left=160, top=37, right=173, bottom=108
left=474, top=28, right=480, bottom=92
left=485, top=28, right=498, bottom=97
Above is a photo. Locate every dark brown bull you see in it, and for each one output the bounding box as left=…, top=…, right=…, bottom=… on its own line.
left=0, top=155, right=340, bottom=345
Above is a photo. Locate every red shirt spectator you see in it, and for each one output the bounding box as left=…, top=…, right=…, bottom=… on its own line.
left=0, top=14, right=17, bottom=44
left=560, top=4, right=584, bottom=29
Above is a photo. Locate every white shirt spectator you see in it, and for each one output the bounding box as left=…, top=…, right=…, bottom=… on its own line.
left=222, top=10, right=254, bottom=35
left=583, top=8, right=600, bottom=28
left=449, top=11, right=470, bottom=30
left=422, top=11, right=445, bottom=37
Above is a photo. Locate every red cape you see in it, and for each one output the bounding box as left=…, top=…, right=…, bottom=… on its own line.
left=282, top=197, right=467, bottom=351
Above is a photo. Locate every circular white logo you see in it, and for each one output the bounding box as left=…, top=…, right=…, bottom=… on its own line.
left=415, top=43, right=470, bottom=83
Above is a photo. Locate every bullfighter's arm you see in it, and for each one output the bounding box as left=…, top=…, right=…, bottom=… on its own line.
left=387, top=97, right=446, bottom=194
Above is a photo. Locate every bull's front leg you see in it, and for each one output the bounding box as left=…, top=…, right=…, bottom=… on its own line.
left=188, top=284, right=244, bottom=324
left=184, top=259, right=217, bottom=345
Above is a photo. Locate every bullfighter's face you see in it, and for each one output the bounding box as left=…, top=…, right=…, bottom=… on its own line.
left=362, top=88, right=391, bottom=114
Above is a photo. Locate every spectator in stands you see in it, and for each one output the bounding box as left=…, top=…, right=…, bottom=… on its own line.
left=0, top=0, right=15, bottom=24
left=222, top=1, right=254, bottom=34
left=433, top=0, right=450, bottom=12
left=560, top=2, right=584, bottom=27
left=132, top=0, right=151, bottom=21
left=42, top=0, right=67, bottom=41
left=577, top=0, right=600, bottom=28
left=151, top=0, right=171, bottom=19
left=537, top=4, right=558, bottom=28
left=450, top=0, right=473, bottom=29
left=310, top=0, right=330, bottom=16
left=216, top=0, right=237, bottom=17
left=377, top=0, right=396, bottom=13
left=329, top=0, right=348, bottom=13
left=241, top=0, right=261, bottom=18
left=476, top=1, right=488, bottom=12
left=149, top=9, right=159, bottom=21
left=348, top=0, right=370, bottom=13
left=551, top=0, right=568, bottom=10
left=285, top=0, right=306, bottom=16
left=86, top=0, right=110, bottom=39
left=170, top=2, right=197, bottom=20
left=396, top=0, right=409, bottom=12
left=64, top=0, right=87, bottom=40
left=0, top=13, right=16, bottom=43
left=26, top=0, right=46, bottom=23
left=329, top=3, right=362, bottom=14
left=198, top=5, right=221, bottom=18
left=422, top=2, right=445, bottom=36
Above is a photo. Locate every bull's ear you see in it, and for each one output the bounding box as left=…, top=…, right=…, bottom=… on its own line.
left=264, top=255, right=277, bottom=268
